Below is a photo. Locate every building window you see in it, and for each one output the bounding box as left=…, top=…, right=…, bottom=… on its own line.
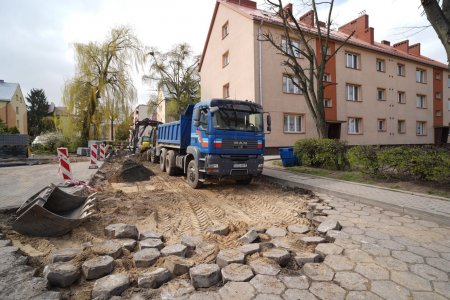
left=282, top=75, right=302, bottom=94
left=222, top=21, right=229, bottom=39
left=435, top=72, right=441, bottom=80
left=223, top=83, right=230, bottom=98
left=345, top=52, right=359, bottom=69
left=416, top=121, right=427, bottom=135
left=397, top=63, right=405, bottom=76
left=281, top=38, right=301, bottom=58
left=397, top=91, right=406, bottom=104
left=377, top=88, right=386, bottom=101
left=222, top=51, right=229, bottom=67
left=448, top=99, right=450, bottom=110
left=16, top=120, right=19, bottom=128
left=398, top=120, right=406, bottom=134
left=348, top=117, right=362, bottom=134
left=346, top=84, right=360, bottom=101
left=376, top=59, right=385, bottom=72
left=16, top=106, right=19, bottom=114
left=416, top=94, right=426, bottom=108
left=416, top=68, right=426, bottom=83
left=377, top=119, right=386, bottom=132
left=323, top=98, right=332, bottom=108
left=283, top=114, right=303, bottom=133
left=323, top=73, right=331, bottom=82
left=436, top=92, right=441, bottom=99
left=436, top=110, right=442, bottom=117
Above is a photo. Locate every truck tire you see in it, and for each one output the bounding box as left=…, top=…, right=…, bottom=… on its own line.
left=160, top=148, right=167, bottom=172
left=145, top=149, right=151, bottom=161
left=150, top=149, right=158, bottom=163
left=187, top=160, right=203, bottom=189
left=236, top=176, right=253, bottom=185
left=166, top=150, right=176, bottom=176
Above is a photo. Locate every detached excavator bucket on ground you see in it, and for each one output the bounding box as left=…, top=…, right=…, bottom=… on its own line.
left=13, top=184, right=96, bottom=237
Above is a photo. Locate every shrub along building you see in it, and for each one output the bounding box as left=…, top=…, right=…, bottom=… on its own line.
left=0, top=80, right=27, bottom=134
left=199, top=0, right=450, bottom=152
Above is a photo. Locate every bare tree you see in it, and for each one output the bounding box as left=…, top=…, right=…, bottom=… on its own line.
left=260, top=0, right=353, bottom=138
left=421, top=0, right=450, bottom=65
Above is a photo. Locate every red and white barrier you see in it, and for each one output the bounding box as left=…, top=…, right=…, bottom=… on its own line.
left=57, top=147, right=73, bottom=180
left=89, top=144, right=99, bottom=169
left=99, top=143, right=106, bottom=161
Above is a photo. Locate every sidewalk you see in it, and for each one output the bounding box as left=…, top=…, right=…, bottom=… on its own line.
left=0, top=161, right=102, bottom=211
left=263, top=165, right=450, bottom=226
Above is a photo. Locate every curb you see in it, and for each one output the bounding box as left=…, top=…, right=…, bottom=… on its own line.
left=262, top=171, right=450, bottom=227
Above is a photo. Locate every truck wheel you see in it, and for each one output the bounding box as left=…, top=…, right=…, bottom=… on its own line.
left=236, top=176, right=253, bottom=185
left=187, top=160, right=203, bottom=189
left=160, top=148, right=167, bottom=172
left=145, top=150, right=151, bottom=161
left=150, top=149, right=159, bottom=163
left=166, top=150, right=176, bottom=176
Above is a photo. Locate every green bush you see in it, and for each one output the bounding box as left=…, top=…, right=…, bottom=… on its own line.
left=294, top=138, right=349, bottom=170
left=348, top=145, right=450, bottom=182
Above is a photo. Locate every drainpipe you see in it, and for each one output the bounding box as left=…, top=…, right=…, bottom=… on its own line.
left=258, top=19, right=264, bottom=106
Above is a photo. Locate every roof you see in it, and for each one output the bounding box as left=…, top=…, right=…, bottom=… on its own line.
left=0, top=81, right=19, bottom=102
left=199, top=0, right=448, bottom=71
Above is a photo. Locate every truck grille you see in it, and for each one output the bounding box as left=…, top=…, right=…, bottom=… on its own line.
left=222, top=140, right=258, bottom=150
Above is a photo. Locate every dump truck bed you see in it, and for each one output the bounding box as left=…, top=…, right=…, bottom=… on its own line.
left=157, top=115, right=192, bottom=149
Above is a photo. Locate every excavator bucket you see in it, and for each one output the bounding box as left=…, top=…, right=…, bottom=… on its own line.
left=12, top=184, right=96, bottom=237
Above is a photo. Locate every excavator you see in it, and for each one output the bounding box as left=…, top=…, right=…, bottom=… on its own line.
left=130, top=118, right=161, bottom=154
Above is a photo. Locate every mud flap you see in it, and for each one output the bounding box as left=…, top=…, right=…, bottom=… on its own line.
left=12, top=184, right=96, bottom=237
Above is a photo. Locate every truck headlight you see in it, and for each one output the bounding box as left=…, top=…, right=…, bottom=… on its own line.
left=208, top=164, right=219, bottom=168
left=258, top=163, right=264, bottom=168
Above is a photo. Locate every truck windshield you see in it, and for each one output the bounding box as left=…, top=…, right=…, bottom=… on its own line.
left=212, top=109, right=263, bottom=132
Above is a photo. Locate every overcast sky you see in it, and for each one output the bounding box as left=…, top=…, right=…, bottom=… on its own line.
left=0, top=0, right=445, bottom=107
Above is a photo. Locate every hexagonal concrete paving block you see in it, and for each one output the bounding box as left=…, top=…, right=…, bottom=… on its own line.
left=282, top=289, right=318, bottom=300
left=181, top=235, right=203, bottom=250
left=44, top=262, right=80, bottom=288
left=51, top=248, right=81, bottom=263
left=139, top=238, right=164, bottom=251
left=159, top=279, right=194, bottom=299
left=432, top=281, right=450, bottom=298
left=411, top=292, right=448, bottom=300
left=346, top=291, right=383, bottom=300
left=254, top=294, right=283, bottom=300
left=390, top=271, right=432, bottom=291
left=309, top=281, right=346, bottom=300
left=355, top=263, right=389, bottom=280
left=407, top=246, right=439, bottom=258
left=219, top=281, right=256, bottom=300
left=92, top=240, right=122, bottom=259
left=317, top=220, right=341, bottom=234
left=266, top=227, right=287, bottom=238
left=425, top=257, right=450, bottom=272
left=410, top=264, right=448, bottom=281
left=370, top=280, right=411, bottom=300
left=344, top=249, right=374, bottom=263
left=189, top=291, right=221, bottom=300
left=262, top=248, right=290, bottom=267
left=164, top=255, right=194, bottom=276
left=161, top=244, right=187, bottom=257
left=301, top=263, right=334, bottom=281
left=294, top=252, right=320, bottom=266
left=82, top=255, right=114, bottom=280
left=221, top=263, right=254, bottom=283
left=315, top=243, right=343, bottom=257
left=334, top=271, right=368, bottom=290
left=392, top=251, right=424, bottom=264
left=361, top=244, right=390, bottom=257
left=374, top=256, right=408, bottom=272
left=287, top=224, right=309, bottom=234
left=91, top=273, right=130, bottom=299
left=300, top=236, right=326, bottom=245
left=237, top=243, right=260, bottom=256
left=104, top=223, right=138, bottom=240
left=279, top=274, right=309, bottom=289
left=138, top=267, right=171, bottom=288
left=114, top=238, right=137, bottom=251
left=249, top=258, right=281, bottom=276
left=216, top=249, right=245, bottom=268
left=323, top=255, right=355, bottom=271
left=238, top=230, right=259, bottom=244
left=190, top=264, right=221, bottom=288
left=139, top=230, right=163, bottom=241
left=207, top=224, right=229, bottom=236
left=250, top=274, right=286, bottom=295
left=133, top=248, right=160, bottom=268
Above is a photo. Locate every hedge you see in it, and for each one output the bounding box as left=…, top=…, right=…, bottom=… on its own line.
left=293, top=138, right=349, bottom=170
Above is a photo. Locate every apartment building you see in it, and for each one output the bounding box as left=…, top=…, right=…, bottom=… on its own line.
left=0, top=80, right=27, bottom=134
left=199, top=0, right=450, bottom=151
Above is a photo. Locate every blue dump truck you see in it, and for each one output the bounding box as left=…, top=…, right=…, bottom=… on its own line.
left=151, top=99, right=271, bottom=188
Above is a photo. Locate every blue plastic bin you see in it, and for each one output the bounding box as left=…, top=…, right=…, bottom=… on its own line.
left=279, top=147, right=298, bottom=167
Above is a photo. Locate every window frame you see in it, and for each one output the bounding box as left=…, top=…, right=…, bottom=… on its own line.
left=222, top=21, right=229, bottom=39
left=346, top=83, right=361, bottom=101
left=436, top=92, right=441, bottom=100
left=281, top=38, right=301, bottom=58
left=345, top=52, right=360, bottom=69
left=282, top=74, right=302, bottom=94
left=323, top=73, right=331, bottom=82
left=435, top=72, right=441, bottom=80
left=377, top=118, right=386, bottom=132
left=397, top=63, right=405, bottom=76
left=416, top=94, right=427, bottom=109
left=283, top=114, right=304, bottom=133
left=436, top=110, right=442, bottom=117
left=376, top=59, right=385, bottom=72
left=377, top=88, right=386, bottom=101
left=222, top=51, right=229, bottom=68
left=398, top=120, right=406, bottom=134
left=416, top=121, right=427, bottom=136
left=223, top=83, right=230, bottom=99
left=323, top=98, right=332, bottom=108
left=397, top=91, right=406, bottom=104
left=347, top=117, right=363, bottom=134
left=416, top=68, right=427, bottom=83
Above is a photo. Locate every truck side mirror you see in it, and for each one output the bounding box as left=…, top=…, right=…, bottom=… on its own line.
left=193, top=108, right=200, bottom=127
left=267, top=114, right=272, bottom=132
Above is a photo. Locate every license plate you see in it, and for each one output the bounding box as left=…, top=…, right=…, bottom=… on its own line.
left=233, top=163, right=247, bottom=168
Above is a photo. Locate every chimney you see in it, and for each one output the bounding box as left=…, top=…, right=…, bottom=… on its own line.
left=338, top=14, right=374, bottom=45
left=408, top=43, right=421, bottom=56
left=381, top=40, right=390, bottom=46
left=225, top=0, right=257, bottom=9
left=317, top=21, right=326, bottom=28
left=393, top=40, right=409, bottom=53
left=299, top=10, right=314, bottom=27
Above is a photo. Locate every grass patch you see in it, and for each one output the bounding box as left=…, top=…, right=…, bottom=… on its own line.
left=270, top=160, right=450, bottom=199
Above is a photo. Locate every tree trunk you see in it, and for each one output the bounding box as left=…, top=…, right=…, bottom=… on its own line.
left=110, top=118, right=114, bottom=141
left=422, top=0, right=450, bottom=66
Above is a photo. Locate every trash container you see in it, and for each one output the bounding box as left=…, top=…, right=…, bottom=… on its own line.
left=279, top=147, right=299, bottom=167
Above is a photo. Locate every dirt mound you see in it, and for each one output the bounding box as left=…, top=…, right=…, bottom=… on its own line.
left=110, top=159, right=153, bottom=183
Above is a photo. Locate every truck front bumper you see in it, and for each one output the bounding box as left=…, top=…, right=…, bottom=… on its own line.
left=204, top=154, right=264, bottom=178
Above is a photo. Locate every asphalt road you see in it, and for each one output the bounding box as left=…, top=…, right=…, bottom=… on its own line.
left=0, top=161, right=102, bottom=210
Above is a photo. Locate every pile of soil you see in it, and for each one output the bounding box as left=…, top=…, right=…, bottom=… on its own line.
left=109, top=159, right=153, bottom=183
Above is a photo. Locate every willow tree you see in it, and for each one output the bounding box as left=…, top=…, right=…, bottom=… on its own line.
left=260, top=0, right=353, bottom=138
left=145, top=43, right=200, bottom=119
left=422, top=0, right=450, bottom=66
left=64, top=26, right=143, bottom=141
